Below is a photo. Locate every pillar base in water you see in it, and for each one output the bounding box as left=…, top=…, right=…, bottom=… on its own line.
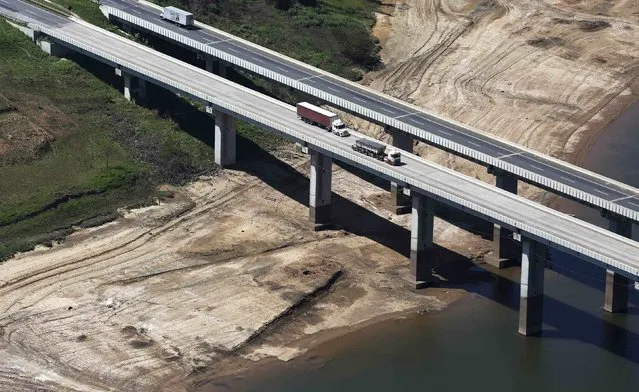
left=519, top=295, right=543, bottom=336
left=603, top=271, right=629, bottom=313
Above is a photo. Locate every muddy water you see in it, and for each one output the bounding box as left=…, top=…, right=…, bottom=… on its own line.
left=207, top=103, right=639, bottom=392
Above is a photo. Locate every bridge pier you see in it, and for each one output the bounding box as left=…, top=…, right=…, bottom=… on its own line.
left=518, top=237, right=547, bottom=336
left=309, top=150, right=333, bottom=230
left=38, top=40, right=70, bottom=57
left=486, top=170, right=520, bottom=268
left=603, top=218, right=632, bottom=313
left=410, top=193, right=435, bottom=288
left=388, top=126, right=413, bottom=215
left=120, top=72, right=147, bottom=102
left=203, top=55, right=227, bottom=77
left=213, top=109, right=237, bottom=167
left=205, top=56, right=214, bottom=73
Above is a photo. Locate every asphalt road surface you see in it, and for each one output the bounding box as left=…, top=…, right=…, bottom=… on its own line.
left=101, top=0, right=639, bottom=222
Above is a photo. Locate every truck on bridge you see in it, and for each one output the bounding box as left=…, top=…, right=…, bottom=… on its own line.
left=297, top=102, right=351, bottom=137
left=160, top=6, right=194, bottom=28
left=352, top=138, right=401, bottom=166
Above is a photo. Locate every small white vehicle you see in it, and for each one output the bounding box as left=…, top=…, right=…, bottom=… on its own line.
left=332, top=126, right=350, bottom=137
left=160, top=6, right=194, bottom=28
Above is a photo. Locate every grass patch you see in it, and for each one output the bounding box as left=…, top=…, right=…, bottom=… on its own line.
left=0, top=18, right=216, bottom=261
left=153, top=0, right=381, bottom=80
left=48, top=0, right=116, bottom=30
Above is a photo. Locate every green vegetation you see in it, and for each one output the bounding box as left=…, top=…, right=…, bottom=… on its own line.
left=154, top=0, right=381, bottom=80
left=0, top=0, right=384, bottom=261
left=48, top=0, right=115, bottom=30
left=0, top=18, right=216, bottom=260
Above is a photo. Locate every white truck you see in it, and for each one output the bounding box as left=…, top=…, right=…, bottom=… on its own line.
left=352, top=138, right=401, bottom=166
left=297, top=102, right=351, bottom=137
left=160, top=6, right=194, bottom=28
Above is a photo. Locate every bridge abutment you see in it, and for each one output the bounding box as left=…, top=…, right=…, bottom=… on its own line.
left=309, top=150, right=332, bottom=231
left=603, top=218, right=632, bottom=313
left=410, top=193, right=435, bottom=288
left=487, top=170, right=520, bottom=268
left=388, top=126, right=412, bottom=215
left=518, top=237, right=547, bottom=336
left=213, top=110, right=237, bottom=167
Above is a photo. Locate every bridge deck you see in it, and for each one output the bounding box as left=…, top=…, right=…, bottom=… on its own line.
left=97, top=0, right=639, bottom=224
left=1, top=0, right=638, bottom=280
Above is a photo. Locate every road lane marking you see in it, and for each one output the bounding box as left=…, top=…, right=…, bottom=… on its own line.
left=611, top=195, right=634, bottom=202
left=275, top=66, right=289, bottom=73
left=529, top=165, right=544, bottom=172
left=352, top=96, right=367, bottom=104
left=560, top=176, right=576, bottom=184
left=498, top=152, right=523, bottom=159
left=250, top=56, right=265, bottom=64
left=593, top=189, right=609, bottom=196
left=467, top=141, right=482, bottom=148
left=394, top=111, right=422, bottom=119
left=296, top=75, right=323, bottom=82
left=99, top=5, right=639, bottom=213
left=226, top=46, right=241, bottom=54
left=377, top=106, right=399, bottom=115
left=628, top=202, right=639, bottom=208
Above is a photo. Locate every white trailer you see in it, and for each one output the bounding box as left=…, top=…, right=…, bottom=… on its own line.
left=160, top=6, right=194, bottom=28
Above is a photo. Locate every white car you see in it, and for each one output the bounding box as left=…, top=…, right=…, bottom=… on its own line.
left=333, top=128, right=351, bottom=137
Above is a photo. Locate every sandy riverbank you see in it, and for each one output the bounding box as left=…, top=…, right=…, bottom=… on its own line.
left=1, top=1, right=638, bottom=391
left=354, top=0, right=639, bottom=200
left=0, top=149, right=478, bottom=391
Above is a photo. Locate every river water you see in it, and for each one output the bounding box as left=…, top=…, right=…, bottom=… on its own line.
left=210, top=103, right=639, bottom=392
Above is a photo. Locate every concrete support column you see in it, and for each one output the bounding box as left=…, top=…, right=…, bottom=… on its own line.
left=202, top=56, right=227, bottom=77
left=38, top=40, right=70, bottom=57
left=205, top=56, right=214, bottom=73
left=214, top=110, right=237, bottom=167
left=410, top=193, right=435, bottom=288
left=217, top=62, right=228, bottom=78
left=387, top=126, right=412, bottom=215
left=519, top=238, right=547, bottom=336
left=123, top=72, right=132, bottom=102
left=487, top=170, right=520, bottom=268
left=136, top=79, right=147, bottom=101
left=121, top=72, right=146, bottom=103
left=309, top=150, right=332, bottom=230
left=603, top=218, right=632, bottom=313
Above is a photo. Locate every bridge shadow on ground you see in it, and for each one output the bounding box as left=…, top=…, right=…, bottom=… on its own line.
left=233, top=146, right=487, bottom=280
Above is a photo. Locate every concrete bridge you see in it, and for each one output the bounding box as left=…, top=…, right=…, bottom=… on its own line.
left=1, top=0, right=637, bottom=337
left=97, top=0, right=639, bottom=306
